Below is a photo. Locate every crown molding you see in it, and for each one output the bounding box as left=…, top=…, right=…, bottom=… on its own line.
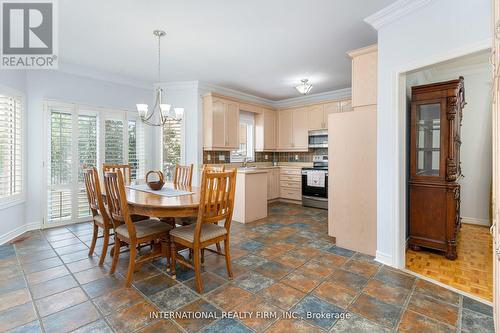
left=273, top=87, right=352, bottom=109
left=364, top=0, right=433, bottom=31
left=198, top=82, right=275, bottom=107
left=57, top=62, right=152, bottom=90
left=347, top=44, right=378, bottom=58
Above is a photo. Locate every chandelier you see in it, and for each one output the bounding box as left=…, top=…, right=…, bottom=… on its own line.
left=136, top=30, right=183, bottom=126
left=295, top=79, right=313, bottom=95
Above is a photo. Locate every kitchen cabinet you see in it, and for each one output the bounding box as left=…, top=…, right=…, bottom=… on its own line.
left=267, top=168, right=280, bottom=200
left=292, top=107, right=308, bottom=150
left=279, top=167, right=302, bottom=201
left=278, top=108, right=308, bottom=151
left=255, top=108, right=277, bottom=151
left=307, top=104, right=325, bottom=130
left=203, top=94, right=239, bottom=150
left=278, top=109, right=293, bottom=150
left=348, top=44, right=377, bottom=108
left=340, top=99, right=353, bottom=112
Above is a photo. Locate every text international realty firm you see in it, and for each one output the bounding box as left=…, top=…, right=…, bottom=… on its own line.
left=150, top=310, right=352, bottom=320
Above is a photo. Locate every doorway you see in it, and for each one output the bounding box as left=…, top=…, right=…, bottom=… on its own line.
left=403, top=50, right=493, bottom=302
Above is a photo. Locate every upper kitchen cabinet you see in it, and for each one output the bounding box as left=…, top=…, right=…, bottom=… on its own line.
left=278, top=107, right=308, bottom=151
left=278, top=109, right=293, bottom=150
left=348, top=44, right=377, bottom=108
left=307, top=104, right=325, bottom=130
left=203, top=93, right=239, bottom=150
left=255, top=107, right=277, bottom=151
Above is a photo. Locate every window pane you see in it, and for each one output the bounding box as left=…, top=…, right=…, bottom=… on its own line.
left=162, top=118, right=182, bottom=181
left=0, top=94, right=22, bottom=198
left=105, top=119, right=124, bottom=164
left=78, top=114, right=97, bottom=182
left=128, top=120, right=140, bottom=180
left=415, top=103, right=440, bottom=176
left=50, top=111, right=72, bottom=186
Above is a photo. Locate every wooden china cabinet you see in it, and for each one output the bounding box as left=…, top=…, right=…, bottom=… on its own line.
left=408, top=77, right=465, bottom=260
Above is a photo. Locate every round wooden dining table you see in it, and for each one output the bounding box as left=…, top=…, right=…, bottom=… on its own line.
left=125, top=183, right=201, bottom=218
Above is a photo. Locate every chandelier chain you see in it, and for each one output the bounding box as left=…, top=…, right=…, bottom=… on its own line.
left=157, top=33, right=161, bottom=83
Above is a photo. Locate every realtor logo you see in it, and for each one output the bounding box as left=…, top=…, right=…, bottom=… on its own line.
left=1, top=0, right=58, bottom=68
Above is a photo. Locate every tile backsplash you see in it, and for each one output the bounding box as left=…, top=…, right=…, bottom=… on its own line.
left=203, top=149, right=327, bottom=164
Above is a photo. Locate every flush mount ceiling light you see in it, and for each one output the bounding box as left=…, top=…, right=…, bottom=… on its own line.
left=136, top=30, right=183, bottom=127
left=295, top=79, right=313, bottom=95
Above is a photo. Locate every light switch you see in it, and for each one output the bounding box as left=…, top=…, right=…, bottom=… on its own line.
left=207, top=154, right=211, bottom=161
left=295, top=155, right=299, bottom=161
left=265, top=154, right=268, bottom=160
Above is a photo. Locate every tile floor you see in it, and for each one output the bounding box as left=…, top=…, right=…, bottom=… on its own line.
left=0, top=203, right=494, bottom=333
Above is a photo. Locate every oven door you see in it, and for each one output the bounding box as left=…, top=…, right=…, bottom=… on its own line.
left=301, top=172, right=328, bottom=198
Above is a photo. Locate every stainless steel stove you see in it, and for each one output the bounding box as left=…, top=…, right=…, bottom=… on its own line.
left=301, top=155, right=328, bottom=210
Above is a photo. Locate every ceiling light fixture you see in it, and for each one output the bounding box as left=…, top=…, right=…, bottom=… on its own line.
left=295, top=79, right=313, bottom=95
left=136, top=30, right=183, bottom=127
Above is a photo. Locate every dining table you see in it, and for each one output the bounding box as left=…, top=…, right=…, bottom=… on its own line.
left=124, top=182, right=201, bottom=219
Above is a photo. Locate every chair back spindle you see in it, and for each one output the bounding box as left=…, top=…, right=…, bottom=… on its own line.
left=173, top=164, right=194, bottom=186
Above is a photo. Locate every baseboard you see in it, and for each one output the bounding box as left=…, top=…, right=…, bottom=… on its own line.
left=461, top=217, right=490, bottom=227
left=0, top=221, right=42, bottom=246
left=375, top=250, right=393, bottom=266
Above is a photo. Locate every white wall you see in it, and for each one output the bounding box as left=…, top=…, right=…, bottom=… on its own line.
left=371, top=0, right=491, bottom=267
left=407, top=55, right=492, bottom=225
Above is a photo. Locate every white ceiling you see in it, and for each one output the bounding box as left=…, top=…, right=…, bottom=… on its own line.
left=59, top=0, right=395, bottom=100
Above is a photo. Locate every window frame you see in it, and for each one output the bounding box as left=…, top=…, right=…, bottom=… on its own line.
left=0, top=85, right=26, bottom=210
left=230, top=112, right=255, bottom=163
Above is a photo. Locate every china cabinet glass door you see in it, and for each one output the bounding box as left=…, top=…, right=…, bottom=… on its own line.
left=416, top=103, right=441, bottom=176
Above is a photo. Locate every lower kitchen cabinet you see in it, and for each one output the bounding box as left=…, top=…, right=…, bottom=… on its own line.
left=267, top=168, right=280, bottom=200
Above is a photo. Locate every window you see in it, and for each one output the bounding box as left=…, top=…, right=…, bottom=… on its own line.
left=46, top=102, right=145, bottom=225
left=162, top=118, right=182, bottom=181
left=230, top=111, right=254, bottom=162
left=128, top=119, right=145, bottom=180
left=0, top=92, right=23, bottom=203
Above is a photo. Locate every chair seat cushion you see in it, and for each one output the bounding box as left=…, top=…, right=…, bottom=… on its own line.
left=170, top=223, right=227, bottom=243
left=115, top=219, right=172, bottom=240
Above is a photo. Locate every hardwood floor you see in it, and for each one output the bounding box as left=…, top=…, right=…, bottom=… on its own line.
left=406, top=223, right=493, bottom=301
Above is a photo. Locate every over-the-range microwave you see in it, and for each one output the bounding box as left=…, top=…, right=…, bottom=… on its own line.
left=308, top=129, right=328, bottom=148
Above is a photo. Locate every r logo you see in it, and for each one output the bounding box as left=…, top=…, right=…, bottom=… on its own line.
left=2, top=2, right=53, bottom=54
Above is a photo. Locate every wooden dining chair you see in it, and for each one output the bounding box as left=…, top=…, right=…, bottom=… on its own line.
left=180, top=164, right=226, bottom=257
left=104, top=170, right=173, bottom=287
left=170, top=168, right=237, bottom=293
left=173, top=164, right=194, bottom=186
left=103, top=163, right=150, bottom=222
left=103, top=164, right=132, bottom=185
left=83, top=167, right=113, bottom=266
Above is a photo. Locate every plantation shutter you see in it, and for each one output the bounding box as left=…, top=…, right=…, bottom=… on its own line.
left=162, top=118, right=182, bottom=181
left=104, top=117, right=124, bottom=164
left=77, top=113, right=97, bottom=218
left=127, top=119, right=145, bottom=180
left=48, top=108, right=73, bottom=222
left=0, top=94, right=22, bottom=200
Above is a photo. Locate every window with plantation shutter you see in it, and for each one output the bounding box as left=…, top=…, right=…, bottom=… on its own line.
left=128, top=119, right=145, bottom=180
left=104, top=118, right=124, bottom=164
left=0, top=93, right=23, bottom=203
left=77, top=114, right=97, bottom=217
left=46, top=102, right=146, bottom=226
left=162, top=118, right=182, bottom=181
left=48, top=109, right=73, bottom=222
